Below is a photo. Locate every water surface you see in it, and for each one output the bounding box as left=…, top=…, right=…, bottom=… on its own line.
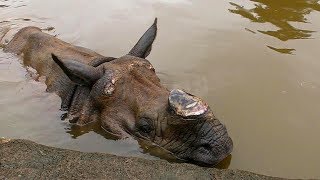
left=1, top=0, right=320, bottom=178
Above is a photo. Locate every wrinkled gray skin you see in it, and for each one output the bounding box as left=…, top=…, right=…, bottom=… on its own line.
left=4, top=18, right=233, bottom=166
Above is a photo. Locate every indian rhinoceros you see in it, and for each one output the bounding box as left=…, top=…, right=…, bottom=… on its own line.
left=4, top=18, right=233, bottom=166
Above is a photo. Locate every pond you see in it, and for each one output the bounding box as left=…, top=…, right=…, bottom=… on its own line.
left=1, top=0, right=320, bottom=179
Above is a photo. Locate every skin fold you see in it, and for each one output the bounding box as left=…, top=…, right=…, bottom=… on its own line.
left=4, top=18, right=233, bottom=166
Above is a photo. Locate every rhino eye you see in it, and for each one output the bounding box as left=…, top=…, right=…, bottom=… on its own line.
left=138, top=118, right=153, bottom=134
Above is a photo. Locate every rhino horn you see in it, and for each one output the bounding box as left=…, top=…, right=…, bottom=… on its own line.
left=168, top=89, right=208, bottom=119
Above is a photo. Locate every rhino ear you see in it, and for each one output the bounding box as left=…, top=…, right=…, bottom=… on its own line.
left=51, top=53, right=103, bottom=86
left=128, top=18, right=157, bottom=58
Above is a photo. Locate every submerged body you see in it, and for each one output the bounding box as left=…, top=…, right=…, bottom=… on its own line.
left=4, top=19, right=233, bottom=166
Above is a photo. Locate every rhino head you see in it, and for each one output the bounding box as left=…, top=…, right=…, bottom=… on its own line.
left=51, top=18, right=233, bottom=166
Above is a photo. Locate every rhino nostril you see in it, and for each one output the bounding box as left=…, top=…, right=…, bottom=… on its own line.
left=202, top=143, right=212, bottom=150
left=194, top=141, right=213, bottom=151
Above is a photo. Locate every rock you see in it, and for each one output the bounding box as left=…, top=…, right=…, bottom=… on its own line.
left=0, top=137, right=10, bottom=144
left=0, top=139, right=285, bottom=180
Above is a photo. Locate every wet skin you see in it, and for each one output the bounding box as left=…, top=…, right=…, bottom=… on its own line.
left=4, top=18, right=233, bottom=166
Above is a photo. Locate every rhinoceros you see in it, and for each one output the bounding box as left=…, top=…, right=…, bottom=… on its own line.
left=4, top=18, right=233, bottom=166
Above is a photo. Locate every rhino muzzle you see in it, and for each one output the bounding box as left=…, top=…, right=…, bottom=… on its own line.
left=167, top=89, right=233, bottom=166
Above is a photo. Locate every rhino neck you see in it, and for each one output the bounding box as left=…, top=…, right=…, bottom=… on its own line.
left=59, top=56, right=117, bottom=125
left=63, top=85, right=99, bottom=125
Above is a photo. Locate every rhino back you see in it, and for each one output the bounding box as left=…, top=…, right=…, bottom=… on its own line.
left=4, top=26, right=104, bottom=104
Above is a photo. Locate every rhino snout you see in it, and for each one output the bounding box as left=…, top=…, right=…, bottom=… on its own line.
left=188, top=118, right=233, bottom=165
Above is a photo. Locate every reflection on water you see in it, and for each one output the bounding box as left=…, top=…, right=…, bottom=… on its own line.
left=65, top=120, right=118, bottom=140
left=215, top=155, right=232, bottom=169
left=266, top=46, right=296, bottom=54
left=229, top=0, right=320, bottom=53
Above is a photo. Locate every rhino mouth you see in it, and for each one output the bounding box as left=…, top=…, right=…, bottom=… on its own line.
left=170, top=118, right=233, bottom=166
left=191, top=145, right=216, bottom=165
left=163, top=137, right=233, bottom=166
left=188, top=139, right=233, bottom=166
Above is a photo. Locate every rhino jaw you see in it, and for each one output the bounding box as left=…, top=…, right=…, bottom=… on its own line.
left=168, top=89, right=208, bottom=118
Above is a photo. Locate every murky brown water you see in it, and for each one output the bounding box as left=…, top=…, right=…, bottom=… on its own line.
left=1, top=0, right=320, bottom=178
